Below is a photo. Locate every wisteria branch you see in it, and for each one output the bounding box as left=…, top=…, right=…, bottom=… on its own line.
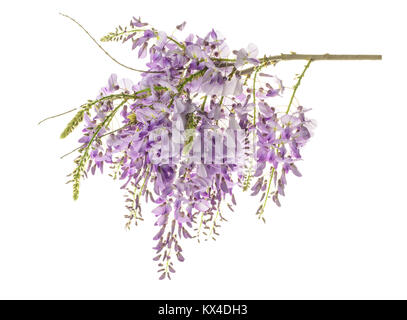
left=45, top=14, right=382, bottom=279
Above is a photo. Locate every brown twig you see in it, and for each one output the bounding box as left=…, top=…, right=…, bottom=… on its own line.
left=221, top=53, right=382, bottom=75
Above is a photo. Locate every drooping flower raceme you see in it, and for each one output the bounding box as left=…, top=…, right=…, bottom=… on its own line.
left=56, top=16, right=314, bottom=280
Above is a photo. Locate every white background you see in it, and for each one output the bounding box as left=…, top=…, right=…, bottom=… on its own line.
left=0, top=0, right=406, bottom=299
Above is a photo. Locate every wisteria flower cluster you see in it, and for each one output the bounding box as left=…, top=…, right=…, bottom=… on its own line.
left=51, top=15, right=318, bottom=280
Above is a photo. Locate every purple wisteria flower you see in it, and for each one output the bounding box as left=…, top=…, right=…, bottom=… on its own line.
left=56, top=15, right=315, bottom=280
